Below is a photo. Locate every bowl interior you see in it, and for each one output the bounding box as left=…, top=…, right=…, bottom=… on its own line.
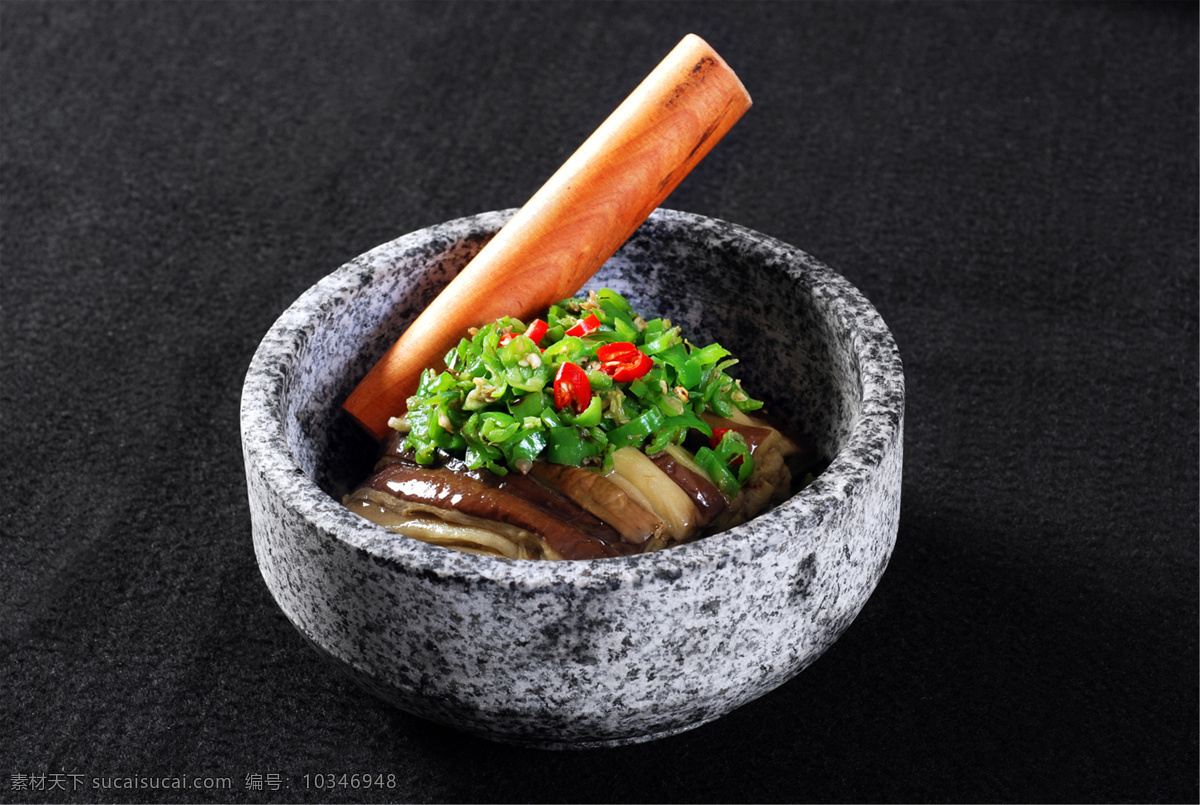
left=275, top=209, right=870, bottom=526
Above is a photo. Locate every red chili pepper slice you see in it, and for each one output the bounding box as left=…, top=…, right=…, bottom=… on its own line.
left=596, top=341, right=653, bottom=382
left=596, top=342, right=636, bottom=361
left=553, top=361, right=592, bottom=414
left=499, top=318, right=549, bottom=349
left=709, top=427, right=734, bottom=448
left=524, top=318, right=549, bottom=345
left=564, top=313, right=601, bottom=338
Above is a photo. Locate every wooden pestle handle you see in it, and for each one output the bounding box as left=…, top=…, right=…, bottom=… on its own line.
left=343, top=34, right=752, bottom=439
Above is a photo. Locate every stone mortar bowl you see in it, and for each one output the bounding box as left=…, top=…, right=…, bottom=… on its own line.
left=240, top=208, right=904, bottom=749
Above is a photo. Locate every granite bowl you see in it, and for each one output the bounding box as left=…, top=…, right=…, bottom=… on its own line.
left=240, top=208, right=904, bottom=749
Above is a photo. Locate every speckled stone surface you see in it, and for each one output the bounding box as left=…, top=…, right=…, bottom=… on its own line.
left=239, top=209, right=904, bottom=749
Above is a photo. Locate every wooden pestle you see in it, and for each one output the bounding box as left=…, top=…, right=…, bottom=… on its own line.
left=343, top=34, right=752, bottom=439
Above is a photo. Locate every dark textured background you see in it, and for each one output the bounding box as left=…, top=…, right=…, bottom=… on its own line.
left=2, top=2, right=1196, bottom=802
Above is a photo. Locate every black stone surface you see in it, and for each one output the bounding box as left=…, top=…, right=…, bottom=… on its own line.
left=2, top=2, right=1196, bottom=802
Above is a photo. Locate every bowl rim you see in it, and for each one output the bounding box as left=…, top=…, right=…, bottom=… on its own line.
left=241, top=208, right=904, bottom=588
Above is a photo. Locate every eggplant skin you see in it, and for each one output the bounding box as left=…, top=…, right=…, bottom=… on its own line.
left=650, top=451, right=726, bottom=528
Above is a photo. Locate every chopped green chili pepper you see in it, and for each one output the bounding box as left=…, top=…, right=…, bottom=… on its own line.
left=694, top=429, right=754, bottom=496
left=503, top=428, right=547, bottom=468
left=546, top=426, right=588, bottom=465
left=398, top=289, right=766, bottom=495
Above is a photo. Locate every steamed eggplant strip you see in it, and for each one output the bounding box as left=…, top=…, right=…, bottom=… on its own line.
left=607, top=447, right=699, bottom=544
left=345, top=491, right=548, bottom=559
left=599, top=468, right=656, bottom=513
left=599, top=466, right=674, bottom=554
left=345, top=414, right=807, bottom=559
left=349, top=488, right=538, bottom=544
left=652, top=446, right=726, bottom=528
left=377, top=435, right=637, bottom=547
left=450, top=459, right=626, bottom=546
left=360, top=462, right=631, bottom=559
left=528, top=462, right=665, bottom=547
